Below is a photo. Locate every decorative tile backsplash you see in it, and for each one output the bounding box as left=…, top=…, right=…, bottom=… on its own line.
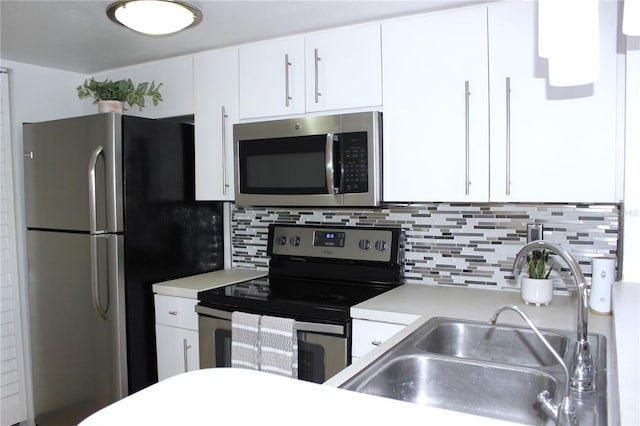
left=231, top=203, right=621, bottom=294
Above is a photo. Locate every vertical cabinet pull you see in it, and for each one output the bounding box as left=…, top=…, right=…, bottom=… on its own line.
left=182, top=338, right=191, bottom=372
left=506, top=77, right=512, bottom=196
left=284, top=54, right=292, bottom=107
left=221, top=106, right=229, bottom=195
left=314, top=48, right=322, bottom=103
left=464, top=81, right=471, bottom=196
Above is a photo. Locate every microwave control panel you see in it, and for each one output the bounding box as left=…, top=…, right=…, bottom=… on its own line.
left=339, top=132, right=368, bottom=194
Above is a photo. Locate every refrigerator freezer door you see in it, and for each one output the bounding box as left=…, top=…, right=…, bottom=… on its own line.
left=23, top=114, right=123, bottom=233
left=27, top=230, right=127, bottom=425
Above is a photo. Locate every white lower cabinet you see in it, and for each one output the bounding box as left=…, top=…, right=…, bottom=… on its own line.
left=154, top=295, right=200, bottom=381
left=352, top=319, right=405, bottom=363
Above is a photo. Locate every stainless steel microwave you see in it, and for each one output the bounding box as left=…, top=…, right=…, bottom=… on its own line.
left=233, top=112, right=382, bottom=207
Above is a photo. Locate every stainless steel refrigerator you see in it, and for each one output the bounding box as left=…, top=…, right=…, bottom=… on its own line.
left=23, top=113, right=224, bottom=425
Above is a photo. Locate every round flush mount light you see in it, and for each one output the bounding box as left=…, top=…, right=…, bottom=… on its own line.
left=107, top=0, right=202, bottom=36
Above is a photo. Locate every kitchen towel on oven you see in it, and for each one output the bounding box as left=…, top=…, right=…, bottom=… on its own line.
left=259, top=315, right=298, bottom=379
left=231, top=311, right=260, bottom=370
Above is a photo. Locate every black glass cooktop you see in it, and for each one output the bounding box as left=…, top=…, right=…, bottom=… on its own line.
left=197, top=276, right=392, bottom=324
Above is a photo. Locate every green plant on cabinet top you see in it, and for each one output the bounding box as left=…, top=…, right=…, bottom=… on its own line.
left=77, top=77, right=163, bottom=109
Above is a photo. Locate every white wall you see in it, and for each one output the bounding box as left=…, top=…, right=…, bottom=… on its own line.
left=623, top=38, right=640, bottom=283
left=0, top=59, right=88, bottom=425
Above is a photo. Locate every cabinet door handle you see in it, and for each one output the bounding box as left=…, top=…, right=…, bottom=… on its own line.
left=221, top=106, right=229, bottom=195
left=284, top=53, right=292, bottom=107
left=183, top=338, right=191, bottom=372
left=371, top=340, right=382, bottom=346
left=464, top=80, right=471, bottom=196
left=168, top=310, right=178, bottom=316
left=314, top=48, right=322, bottom=104
left=506, top=77, right=512, bottom=196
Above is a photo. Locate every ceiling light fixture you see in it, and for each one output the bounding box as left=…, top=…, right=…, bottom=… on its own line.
left=107, top=0, right=202, bottom=36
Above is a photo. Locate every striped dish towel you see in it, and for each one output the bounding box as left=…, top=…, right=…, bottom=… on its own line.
left=259, top=315, right=298, bottom=379
left=231, top=311, right=260, bottom=370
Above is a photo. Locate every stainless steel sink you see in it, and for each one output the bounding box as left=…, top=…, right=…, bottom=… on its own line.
left=352, top=353, right=557, bottom=424
left=340, top=317, right=607, bottom=425
left=414, top=319, right=569, bottom=367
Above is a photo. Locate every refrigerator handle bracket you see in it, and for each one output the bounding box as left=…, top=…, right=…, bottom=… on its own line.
left=89, top=146, right=109, bottom=320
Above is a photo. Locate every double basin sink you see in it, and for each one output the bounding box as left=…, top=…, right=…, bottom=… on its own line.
left=339, top=317, right=607, bottom=425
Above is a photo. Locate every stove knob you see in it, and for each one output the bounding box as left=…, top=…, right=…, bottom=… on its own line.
left=375, top=240, right=389, bottom=251
left=358, top=239, right=371, bottom=250
left=276, top=235, right=287, bottom=246
left=289, top=236, right=301, bottom=246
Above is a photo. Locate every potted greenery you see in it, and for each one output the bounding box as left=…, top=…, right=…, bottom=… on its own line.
left=77, top=77, right=163, bottom=113
left=521, top=249, right=554, bottom=306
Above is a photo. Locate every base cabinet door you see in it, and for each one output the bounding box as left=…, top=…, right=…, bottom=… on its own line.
left=352, top=319, right=405, bottom=363
left=155, top=325, right=199, bottom=381
left=154, top=294, right=199, bottom=381
left=381, top=7, right=489, bottom=203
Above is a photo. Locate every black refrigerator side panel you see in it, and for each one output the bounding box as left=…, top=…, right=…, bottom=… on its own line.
left=121, top=116, right=224, bottom=393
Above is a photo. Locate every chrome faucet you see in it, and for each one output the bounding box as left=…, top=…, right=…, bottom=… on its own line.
left=490, top=304, right=577, bottom=425
left=513, top=241, right=593, bottom=392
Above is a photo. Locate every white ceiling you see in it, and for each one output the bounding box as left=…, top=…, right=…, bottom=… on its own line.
left=0, top=0, right=485, bottom=74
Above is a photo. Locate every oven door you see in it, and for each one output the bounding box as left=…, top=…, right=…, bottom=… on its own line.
left=196, top=306, right=349, bottom=384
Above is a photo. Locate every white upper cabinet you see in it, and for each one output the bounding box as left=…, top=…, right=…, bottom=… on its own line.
left=382, top=7, right=490, bottom=202
left=304, top=23, right=382, bottom=113
left=239, top=23, right=382, bottom=119
left=194, top=48, right=239, bottom=201
left=382, top=2, right=620, bottom=203
left=132, top=56, right=194, bottom=119
left=487, top=1, right=620, bottom=202
left=239, top=37, right=306, bottom=119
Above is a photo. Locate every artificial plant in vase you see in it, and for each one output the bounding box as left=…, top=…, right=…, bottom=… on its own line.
left=77, top=77, right=163, bottom=112
left=521, top=249, right=554, bottom=306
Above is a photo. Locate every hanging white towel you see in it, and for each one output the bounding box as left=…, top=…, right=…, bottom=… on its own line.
left=259, top=315, right=298, bottom=379
left=231, top=311, right=260, bottom=370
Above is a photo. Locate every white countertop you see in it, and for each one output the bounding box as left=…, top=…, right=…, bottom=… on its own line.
left=152, top=268, right=266, bottom=299
left=88, top=278, right=636, bottom=425
left=612, top=281, right=640, bottom=425
left=79, top=368, right=513, bottom=426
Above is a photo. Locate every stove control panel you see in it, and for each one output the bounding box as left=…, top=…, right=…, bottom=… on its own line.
left=270, top=225, right=399, bottom=262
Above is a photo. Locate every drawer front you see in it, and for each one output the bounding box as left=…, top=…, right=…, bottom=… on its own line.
left=154, top=294, right=198, bottom=330
left=352, top=319, right=405, bottom=358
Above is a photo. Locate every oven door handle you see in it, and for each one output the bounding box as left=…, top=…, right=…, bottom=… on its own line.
left=196, top=305, right=345, bottom=336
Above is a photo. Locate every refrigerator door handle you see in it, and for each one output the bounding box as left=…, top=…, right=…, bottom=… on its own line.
left=89, top=145, right=109, bottom=319
left=88, top=145, right=106, bottom=235
left=90, top=235, right=109, bottom=320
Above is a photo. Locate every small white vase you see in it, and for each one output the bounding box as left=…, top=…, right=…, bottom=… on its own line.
left=521, top=277, right=553, bottom=306
left=98, top=100, right=124, bottom=113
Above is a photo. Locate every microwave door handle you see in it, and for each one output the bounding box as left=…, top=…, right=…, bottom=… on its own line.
left=325, top=133, right=336, bottom=194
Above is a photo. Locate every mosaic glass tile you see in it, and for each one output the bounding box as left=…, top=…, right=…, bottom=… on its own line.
left=231, top=203, right=621, bottom=295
